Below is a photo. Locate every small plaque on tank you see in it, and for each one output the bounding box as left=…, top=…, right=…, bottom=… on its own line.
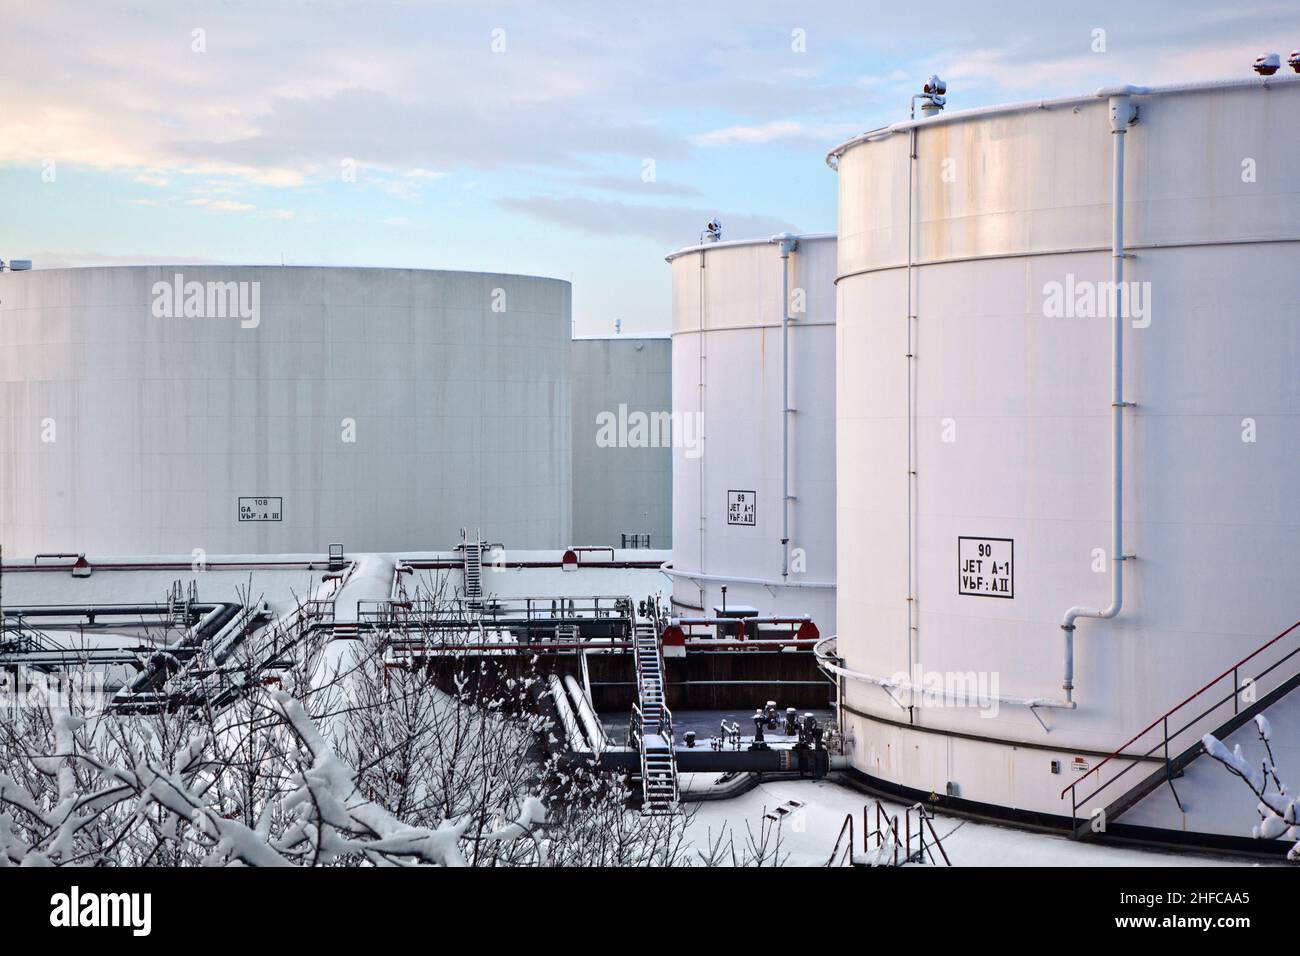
left=726, top=490, right=757, bottom=526
left=958, top=536, right=1014, bottom=598
left=238, top=497, right=283, bottom=522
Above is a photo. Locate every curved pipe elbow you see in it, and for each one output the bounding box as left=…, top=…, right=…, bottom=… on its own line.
left=1061, top=599, right=1122, bottom=631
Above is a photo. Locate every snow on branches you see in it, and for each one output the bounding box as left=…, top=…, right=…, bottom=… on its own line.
left=0, top=631, right=688, bottom=867
left=1203, top=714, right=1300, bottom=860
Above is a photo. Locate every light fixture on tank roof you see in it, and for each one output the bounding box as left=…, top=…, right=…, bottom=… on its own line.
left=912, top=75, right=947, bottom=118
left=1253, top=52, right=1281, bottom=75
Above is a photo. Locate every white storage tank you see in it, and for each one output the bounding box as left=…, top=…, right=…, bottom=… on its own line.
left=666, top=234, right=837, bottom=631
left=828, top=76, right=1300, bottom=830
left=0, top=265, right=573, bottom=556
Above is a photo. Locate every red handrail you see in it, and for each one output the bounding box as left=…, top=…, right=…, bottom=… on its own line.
left=1061, top=619, right=1300, bottom=800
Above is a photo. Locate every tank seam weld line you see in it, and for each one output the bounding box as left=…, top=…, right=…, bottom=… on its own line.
left=832, top=235, right=1300, bottom=284
left=839, top=702, right=1158, bottom=760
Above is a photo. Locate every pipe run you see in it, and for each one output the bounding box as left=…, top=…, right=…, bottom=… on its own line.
left=813, top=636, right=1075, bottom=711
left=1059, top=94, right=1138, bottom=705
left=659, top=561, right=834, bottom=591
left=771, top=232, right=799, bottom=580
left=672, top=615, right=812, bottom=626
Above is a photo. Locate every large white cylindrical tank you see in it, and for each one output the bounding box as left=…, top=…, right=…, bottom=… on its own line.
left=831, top=77, right=1300, bottom=823
left=667, top=235, right=836, bottom=630
left=0, top=266, right=572, bottom=556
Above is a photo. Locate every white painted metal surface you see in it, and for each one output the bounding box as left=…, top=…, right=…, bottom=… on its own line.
left=832, top=78, right=1300, bottom=826
left=666, top=235, right=837, bottom=629
left=0, top=266, right=573, bottom=555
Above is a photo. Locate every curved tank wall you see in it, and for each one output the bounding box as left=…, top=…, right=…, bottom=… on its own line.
left=0, top=266, right=573, bottom=556
left=832, top=78, right=1300, bottom=822
left=667, top=234, right=836, bottom=630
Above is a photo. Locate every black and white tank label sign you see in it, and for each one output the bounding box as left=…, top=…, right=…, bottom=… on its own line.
left=958, top=537, right=1014, bottom=598
left=727, top=490, right=757, bottom=526
left=239, top=497, right=282, bottom=522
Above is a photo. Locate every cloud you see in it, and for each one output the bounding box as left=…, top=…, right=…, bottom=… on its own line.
left=692, top=120, right=860, bottom=146
left=171, top=88, right=685, bottom=176
left=498, top=195, right=802, bottom=247
left=566, top=174, right=701, bottom=198
left=186, top=198, right=256, bottom=213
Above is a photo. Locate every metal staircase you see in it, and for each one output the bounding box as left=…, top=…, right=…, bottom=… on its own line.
left=1063, top=619, right=1300, bottom=839
left=462, top=532, right=483, bottom=611
left=630, top=621, right=679, bottom=814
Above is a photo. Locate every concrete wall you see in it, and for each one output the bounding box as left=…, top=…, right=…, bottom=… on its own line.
left=0, top=265, right=573, bottom=556
left=569, top=336, right=671, bottom=548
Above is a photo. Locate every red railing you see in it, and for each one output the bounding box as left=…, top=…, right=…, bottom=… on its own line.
left=1062, top=619, right=1300, bottom=827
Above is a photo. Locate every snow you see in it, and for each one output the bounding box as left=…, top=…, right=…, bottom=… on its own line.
left=685, top=776, right=1263, bottom=867
left=1203, top=733, right=1266, bottom=792
left=3, top=563, right=329, bottom=619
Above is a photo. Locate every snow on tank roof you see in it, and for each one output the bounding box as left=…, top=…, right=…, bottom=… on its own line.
left=825, top=73, right=1300, bottom=166
left=2, top=263, right=571, bottom=285
left=571, top=332, right=671, bottom=341
left=664, top=232, right=835, bottom=263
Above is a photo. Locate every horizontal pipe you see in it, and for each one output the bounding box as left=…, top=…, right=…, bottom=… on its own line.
left=672, top=616, right=812, bottom=626
left=660, top=561, right=834, bottom=590
left=813, top=636, right=1075, bottom=710
left=589, top=680, right=830, bottom=688
left=5, top=603, right=221, bottom=617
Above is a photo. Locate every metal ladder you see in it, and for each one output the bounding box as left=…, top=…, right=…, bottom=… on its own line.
left=462, top=533, right=483, bottom=610
left=632, top=621, right=679, bottom=814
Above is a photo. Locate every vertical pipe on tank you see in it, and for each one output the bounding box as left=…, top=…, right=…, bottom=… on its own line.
left=773, top=233, right=799, bottom=579
left=1060, top=94, right=1138, bottom=704
left=905, top=127, right=917, bottom=703
left=697, top=251, right=708, bottom=612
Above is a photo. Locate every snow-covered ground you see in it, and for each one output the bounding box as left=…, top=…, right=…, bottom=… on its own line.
left=684, top=775, right=1263, bottom=867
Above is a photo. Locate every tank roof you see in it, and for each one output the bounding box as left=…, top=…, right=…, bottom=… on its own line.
left=826, top=73, right=1300, bottom=167
left=664, top=232, right=835, bottom=263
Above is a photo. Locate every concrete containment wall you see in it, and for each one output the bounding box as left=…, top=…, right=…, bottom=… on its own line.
left=569, top=336, right=672, bottom=548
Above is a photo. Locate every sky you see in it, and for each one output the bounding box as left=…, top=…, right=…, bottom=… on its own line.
left=3, top=0, right=1299, bottom=334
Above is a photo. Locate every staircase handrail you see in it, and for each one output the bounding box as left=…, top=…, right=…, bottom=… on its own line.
left=1061, top=619, right=1300, bottom=824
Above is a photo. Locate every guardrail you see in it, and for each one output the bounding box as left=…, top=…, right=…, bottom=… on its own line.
left=1062, top=619, right=1300, bottom=830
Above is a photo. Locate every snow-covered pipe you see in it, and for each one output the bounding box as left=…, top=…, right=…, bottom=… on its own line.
left=1059, top=93, right=1138, bottom=705
left=659, top=560, right=833, bottom=590
left=672, top=615, right=811, bottom=625
left=547, top=674, right=587, bottom=752
left=563, top=673, right=607, bottom=755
